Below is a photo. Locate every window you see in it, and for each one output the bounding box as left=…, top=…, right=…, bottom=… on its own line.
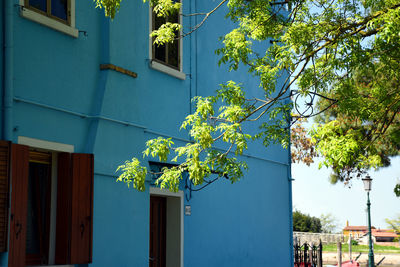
left=149, top=1, right=185, bottom=80
left=152, top=8, right=180, bottom=70
left=20, top=0, right=78, bottom=37
left=0, top=138, right=93, bottom=266
left=25, top=0, right=69, bottom=24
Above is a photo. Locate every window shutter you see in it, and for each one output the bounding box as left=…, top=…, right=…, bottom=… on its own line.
left=70, top=153, right=94, bottom=264
left=0, top=141, right=11, bottom=252
left=55, top=153, right=93, bottom=264
left=8, top=144, right=30, bottom=267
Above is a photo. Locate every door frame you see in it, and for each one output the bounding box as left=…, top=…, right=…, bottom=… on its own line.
left=18, top=136, right=75, bottom=266
left=149, top=187, right=184, bottom=267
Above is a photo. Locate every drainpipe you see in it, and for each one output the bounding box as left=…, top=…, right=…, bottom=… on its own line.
left=287, top=101, right=294, bottom=266
left=288, top=149, right=294, bottom=266
left=3, top=0, right=14, bottom=141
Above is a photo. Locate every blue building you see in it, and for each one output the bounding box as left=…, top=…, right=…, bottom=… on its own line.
left=0, top=0, right=293, bottom=266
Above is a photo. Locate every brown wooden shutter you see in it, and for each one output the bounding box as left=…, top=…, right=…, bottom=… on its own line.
left=55, top=153, right=94, bottom=265
left=8, top=144, right=29, bottom=267
left=70, top=153, right=94, bottom=264
left=0, top=141, right=11, bottom=252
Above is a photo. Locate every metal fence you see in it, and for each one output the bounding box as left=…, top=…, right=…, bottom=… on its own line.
left=294, top=241, right=323, bottom=267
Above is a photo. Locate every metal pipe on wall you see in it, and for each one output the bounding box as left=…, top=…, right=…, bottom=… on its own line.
left=287, top=105, right=294, bottom=266
left=3, top=0, right=14, bottom=141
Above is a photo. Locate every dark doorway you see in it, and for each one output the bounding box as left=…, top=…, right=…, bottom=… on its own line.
left=149, top=196, right=166, bottom=267
left=26, top=151, right=52, bottom=265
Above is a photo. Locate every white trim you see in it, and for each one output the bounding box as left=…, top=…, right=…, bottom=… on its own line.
left=18, top=136, right=74, bottom=153
left=150, top=187, right=183, bottom=198
left=148, top=4, right=153, bottom=64
left=70, top=0, right=76, bottom=29
left=148, top=3, right=186, bottom=80
left=150, top=187, right=184, bottom=267
left=19, top=0, right=78, bottom=38
left=150, top=60, right=186, bottom=80
left=48, top=152, right=58, bottom=265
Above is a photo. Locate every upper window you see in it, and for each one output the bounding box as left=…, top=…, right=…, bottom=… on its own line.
left=150, top=1, right=185, bottom=80
left=20, top=0, right=78, bottom=37
left=25, top=0, right=70, bottom=23
left=152, top=8, right=180, bottom=70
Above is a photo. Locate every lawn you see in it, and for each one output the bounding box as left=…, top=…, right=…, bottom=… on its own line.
left=323, top=243, right=400, bottom=254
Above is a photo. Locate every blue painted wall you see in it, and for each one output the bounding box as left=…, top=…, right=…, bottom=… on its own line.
left=1, top=0, right=293, bottom=266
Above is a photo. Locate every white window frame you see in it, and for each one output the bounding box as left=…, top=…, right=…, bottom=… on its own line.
left=17, top=136, right=74, bottom=267
left=150, top=187, right=184, bottom=267
left=148, top=3, right=186, bottom=80
left=19, top=0, right=78, bottom=38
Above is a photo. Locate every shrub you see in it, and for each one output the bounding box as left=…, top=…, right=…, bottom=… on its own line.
left=351, top=240, right=359, bottom=246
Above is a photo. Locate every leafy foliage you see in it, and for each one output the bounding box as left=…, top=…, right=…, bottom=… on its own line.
left=385, top=214, right=400, bottom=233
left=293, top=210, right=322, bottom=233
left=312, top=62, right=400, bottom=184
left=320, top=213, right=339, bottom=233
left=116, top=158, right=147, bottom=191
left=94, top=0, right=400, bottom=192
left=291, top=120, right=317, bottom=166
left=395, top=183, right=400, bottom=197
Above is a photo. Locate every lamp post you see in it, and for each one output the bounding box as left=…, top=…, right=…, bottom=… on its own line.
left=362, top=175, right=375, bottom=267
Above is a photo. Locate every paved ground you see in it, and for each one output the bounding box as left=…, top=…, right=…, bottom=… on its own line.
left=323, top=252, right=400, bottom=266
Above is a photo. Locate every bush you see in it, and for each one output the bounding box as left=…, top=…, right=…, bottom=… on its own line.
left=351, top=239, right=359, bottom=246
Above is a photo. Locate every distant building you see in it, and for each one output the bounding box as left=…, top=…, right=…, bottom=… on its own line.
left=370, top=229, right=399, bottom=242
left=344, top=221, right=399, bottom=244
left=358, top=229, right=400, bottom=244
left=343, top=221, right=376, bottom=238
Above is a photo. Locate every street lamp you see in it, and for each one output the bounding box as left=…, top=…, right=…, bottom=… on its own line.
left=362, top=175, right=375, bottom=267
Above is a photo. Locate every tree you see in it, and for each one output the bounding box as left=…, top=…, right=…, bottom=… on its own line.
left=385, top=214, right=400, bottom=233
left=395, top=182, right=400, bottom=197
left=293, top=210, right=322, bottom=233
left=320, top=213, right=338, bottom=233
left=96, top=0, right=400, bottom=192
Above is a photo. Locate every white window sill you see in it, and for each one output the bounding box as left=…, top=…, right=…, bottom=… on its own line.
left=150, top=60, right=186, bottom=80
left=21, top=8, right=78, bottom=38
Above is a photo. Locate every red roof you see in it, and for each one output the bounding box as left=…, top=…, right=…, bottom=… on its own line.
left=371, top=229, right=399, bottom=238
left=343, top=226, right=376, bottom=231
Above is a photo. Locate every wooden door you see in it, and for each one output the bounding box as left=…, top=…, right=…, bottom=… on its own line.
left=149, top=196, right=166, bottom=267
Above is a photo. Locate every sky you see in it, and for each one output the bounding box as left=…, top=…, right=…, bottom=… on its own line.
left=292, top=156, right=400, bottom=231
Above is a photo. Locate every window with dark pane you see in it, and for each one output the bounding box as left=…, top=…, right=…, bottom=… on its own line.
left=154, top=15, right=167, bottom=63
left=28, top=0, right=47, bottom=12
left=152, top=1, right=181, bottom=70
left=51, top=0, right=68, bottom=21
left=25, top=0, right=69, bottom=23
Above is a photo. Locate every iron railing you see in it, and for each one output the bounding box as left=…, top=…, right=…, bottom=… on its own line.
left=294, top=241, right=323, bottom=267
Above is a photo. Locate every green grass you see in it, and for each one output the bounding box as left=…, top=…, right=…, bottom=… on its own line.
left=323, top=243, right=400, bottom=254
